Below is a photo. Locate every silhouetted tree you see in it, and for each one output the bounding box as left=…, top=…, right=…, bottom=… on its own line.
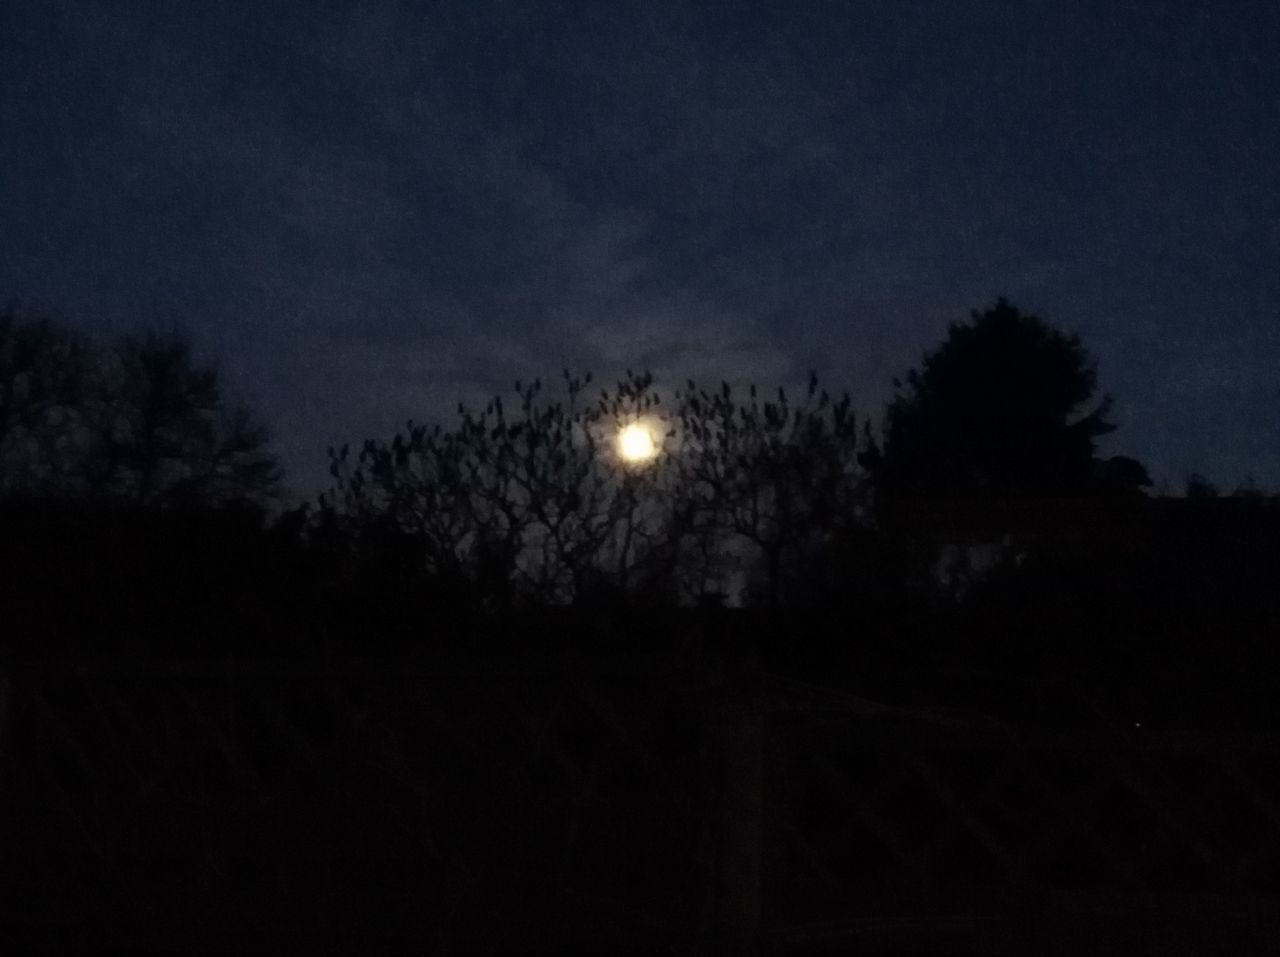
left=858, top=299, right=1151, bottom=593
left=0, top=304, right=87, bottom=493
left=79, top=332, right=282, bottom=506
left=0, top=305, right=281, bottom=507
left=324, top=370, right=674, bottom=609
left=1185, top=473, right=1219, bottom=499
left=323, top=369, right=874, bottom=610
left=667, top=373, right=866, bottom=606
left=863, top=298, right=1140, bottom=500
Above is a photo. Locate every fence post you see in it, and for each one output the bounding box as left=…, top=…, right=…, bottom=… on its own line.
left=704, top=617, right=766, bottom=956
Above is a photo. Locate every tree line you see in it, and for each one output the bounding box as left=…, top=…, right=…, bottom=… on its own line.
left=3, top=296, right=1279, bottom=727
left=309, top=297, right=1156, bottom=614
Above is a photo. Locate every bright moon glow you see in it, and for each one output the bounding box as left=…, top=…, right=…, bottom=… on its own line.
left=617, top=421, right=658, bottom=464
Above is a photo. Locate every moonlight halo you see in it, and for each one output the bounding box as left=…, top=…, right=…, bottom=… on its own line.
left=616, top=419, right=660, bottom=465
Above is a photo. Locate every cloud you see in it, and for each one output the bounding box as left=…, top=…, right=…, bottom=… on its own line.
left=4, top=0, right=1280, bottom=498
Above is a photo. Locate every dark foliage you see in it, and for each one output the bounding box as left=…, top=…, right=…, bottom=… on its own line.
left=0, top=496, right=323, bottom=658
left=0, top=303, right=281, bottom=506
left=955, top=491, right=1280, bottom=729
left=863, top=297, right=1150, bottom=504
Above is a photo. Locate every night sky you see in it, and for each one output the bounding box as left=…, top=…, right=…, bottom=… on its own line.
left=3, top=0, right=1278, bottom=500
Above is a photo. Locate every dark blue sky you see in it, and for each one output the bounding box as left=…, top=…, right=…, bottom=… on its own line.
left=3, top=0, right=1278, bottom=497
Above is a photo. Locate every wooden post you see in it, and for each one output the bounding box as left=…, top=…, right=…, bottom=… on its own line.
left=702, top=618, right=766, bottom=956
left=716, top=692, right=764, bottom=955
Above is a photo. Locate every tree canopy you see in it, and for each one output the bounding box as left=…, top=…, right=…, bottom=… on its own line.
left=862, top=298, right=1148, bottom=502
left=0, top=304, right=281, bottom=507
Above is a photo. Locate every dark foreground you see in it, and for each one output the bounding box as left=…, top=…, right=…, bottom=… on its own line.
left=4, top=612, right=1280, bottom=954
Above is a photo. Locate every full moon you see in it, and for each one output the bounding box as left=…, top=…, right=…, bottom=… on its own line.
left=617, top=421, right=658, bottom=464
